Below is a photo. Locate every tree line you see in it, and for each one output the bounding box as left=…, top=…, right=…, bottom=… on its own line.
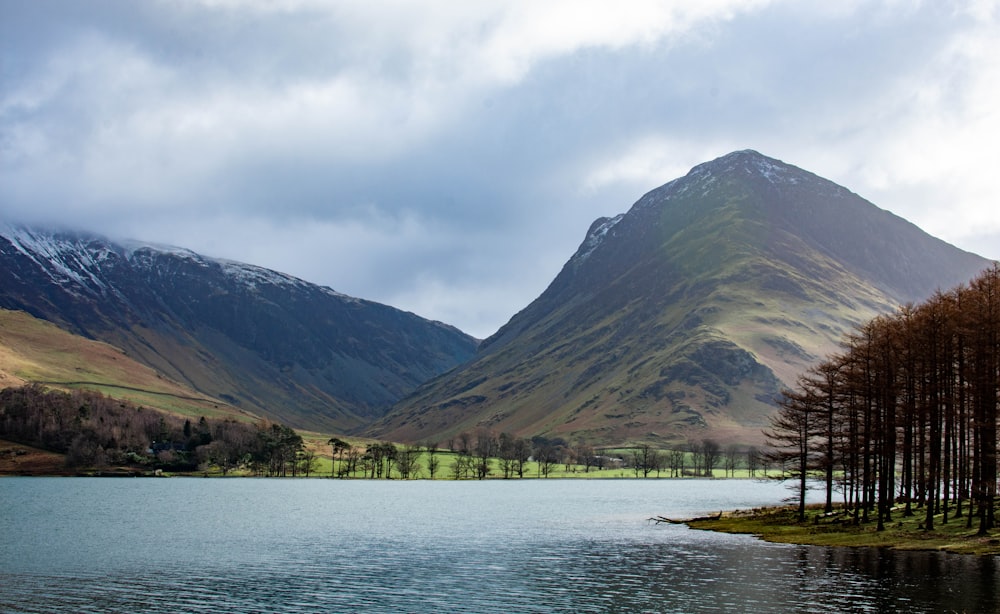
left=1, top=386, right=772, bottom=481
left=323, top=432, right=542, bottom=480
left=0, top=384, right=306, bottom=475
left=767, top=265, right=1000, bottom=535
left=326, top=430, right=765, bottom=480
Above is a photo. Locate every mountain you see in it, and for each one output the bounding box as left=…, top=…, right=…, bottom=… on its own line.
left=368, top=150, right=993, bottom=447
left=0, top=226, right=478, bottom=432
left=0, top=308, right=253, bottom=422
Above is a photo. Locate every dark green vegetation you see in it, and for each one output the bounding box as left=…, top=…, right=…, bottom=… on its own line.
left=0, top=384, right=308, bottom=475
left=766, top=266, right=1000, bottom=540
left=0, top=229, right=477, bottom=433
left=370, top=151, right=990, bottom=447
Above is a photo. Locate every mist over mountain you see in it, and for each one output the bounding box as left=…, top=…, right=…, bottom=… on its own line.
left=369, top=150, right=992, bottom=446
left=0, top=226, right=478, bottom=432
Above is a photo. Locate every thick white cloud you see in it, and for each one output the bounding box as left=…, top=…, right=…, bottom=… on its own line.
left=1, top=0, right=998, bottom=338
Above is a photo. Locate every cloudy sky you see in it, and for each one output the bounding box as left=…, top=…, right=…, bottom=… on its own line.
left=3, top=1, right=999, bottom=338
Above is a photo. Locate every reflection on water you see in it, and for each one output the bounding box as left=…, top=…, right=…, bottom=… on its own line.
left=791, top=546, right=999, bottom=613
left=1, top=478, right=997, bottom=613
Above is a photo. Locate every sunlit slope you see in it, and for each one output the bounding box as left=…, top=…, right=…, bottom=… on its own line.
left=0, top=309, right=252, bottom=421
left=370, top=151, right=992, bottom=447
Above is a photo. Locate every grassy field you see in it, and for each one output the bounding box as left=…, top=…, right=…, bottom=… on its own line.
left=303, top=443, right=769, bottom=481
left=686, top=503, right=1000, bottom=556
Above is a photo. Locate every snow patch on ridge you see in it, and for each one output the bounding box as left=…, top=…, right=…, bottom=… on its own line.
left=577, top=213, right=625, bottom=262
left=748, top=155, right=800, bottom=185
left=124, top=240, right=314, bottom=292
left=696, top=150, right=802, bottom=185
left=219, top=260, right=315, bottom=292
left=0, top=225, right=114, bottom=297
left=1, top=224, right=357, bottom=304
left=121, top=240, right=203, bottom=262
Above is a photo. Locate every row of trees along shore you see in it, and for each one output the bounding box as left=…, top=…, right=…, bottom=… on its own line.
left=325, top=433, right=767, bottom=480
left=767, top=265, right=1000, bottom=536
left=1, top=383, right=776, bottom=479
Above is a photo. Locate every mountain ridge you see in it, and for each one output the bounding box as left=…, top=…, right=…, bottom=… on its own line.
left=0, top=225, right=478, bottom=432
left=485, top=150, right=981, bottom=351
left=370, top=150, right=992, bottom=446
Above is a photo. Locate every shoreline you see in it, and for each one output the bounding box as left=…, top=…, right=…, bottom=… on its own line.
left=685, top=504, right=1000, bottom=556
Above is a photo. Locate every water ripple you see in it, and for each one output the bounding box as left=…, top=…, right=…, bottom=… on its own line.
left=2, top=479, right=998, bottom=613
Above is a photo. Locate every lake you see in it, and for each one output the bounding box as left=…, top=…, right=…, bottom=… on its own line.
left=1, top=478, right=996, bottom=613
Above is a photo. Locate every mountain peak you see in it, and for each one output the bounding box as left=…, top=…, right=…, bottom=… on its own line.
left=373, top=152, right=992, bottom=447
left=694, top=149, right=803, bottom=186
left=707, top=148, right=768, bottom=163
left=627, top=150, right=827, bottom=219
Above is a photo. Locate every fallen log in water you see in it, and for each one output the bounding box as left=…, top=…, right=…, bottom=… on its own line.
left=648, top=511, right=722, bottom=525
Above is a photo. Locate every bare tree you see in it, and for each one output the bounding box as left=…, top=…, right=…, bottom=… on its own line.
left=457, top=431, right=472, bottom=456
left=723, top=444, right=740, bottom=477
left=702, top=438, right=721, bottom=477
left=298, top=449, right=319, bottom=477
left=765, top=386, right=820, bottom=521
left=630, top=448, right=643, bottom=477
left=423, top=441, right=440, bottom=480
left=667, top=448, right=685, bottom=477
left=563, top=447, right=578, bottom=473
left=497, top=432, right=516, bottom=478
left=746, top=446, right=760, bottom=478
left=513, top=437, right=531, bottom=478
left=451, top=450, right=472, bottom=480
left=394, top=444, right=422, bottom=479
left=631, top=444, right=659, bottom=477
left=687, top=439, right=704, bottom=476
left=577, top=442, right=596, bottom=473
left=533, top=438, right=562, bottom=478
left=474, top=430, right=495, bottom=479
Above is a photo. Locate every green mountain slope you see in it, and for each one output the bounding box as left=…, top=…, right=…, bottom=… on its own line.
left=0, top=308, right=251, bottom=421
left=369, top=150, right=992, bottom=446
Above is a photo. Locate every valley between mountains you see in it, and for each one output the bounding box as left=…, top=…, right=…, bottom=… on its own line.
left=1, top=150, right=992, bottom=451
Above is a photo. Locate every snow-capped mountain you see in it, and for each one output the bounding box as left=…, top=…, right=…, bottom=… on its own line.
left=0, top=225, right=478, bottom=432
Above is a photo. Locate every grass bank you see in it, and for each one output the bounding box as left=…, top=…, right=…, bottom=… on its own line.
left=686, top=504, right=1000, bottom=556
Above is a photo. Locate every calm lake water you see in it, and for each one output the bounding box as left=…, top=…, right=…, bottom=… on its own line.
left=0, top=477, right=996, bottom=613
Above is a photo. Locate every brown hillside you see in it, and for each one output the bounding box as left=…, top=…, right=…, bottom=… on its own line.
left=0, top=438, right=70, bottom=476
left=0, top=309, right=252, bottom=422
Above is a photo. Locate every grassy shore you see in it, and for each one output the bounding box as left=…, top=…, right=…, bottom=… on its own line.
left=686, top=503, right=1000, bottom=556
